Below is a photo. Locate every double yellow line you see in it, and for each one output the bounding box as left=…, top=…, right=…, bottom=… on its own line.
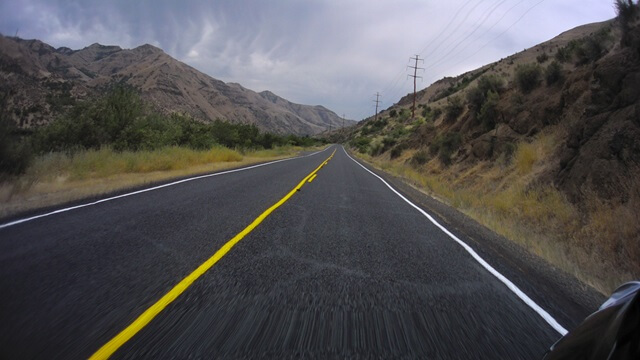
left=90, top=148, right=336, bottom=359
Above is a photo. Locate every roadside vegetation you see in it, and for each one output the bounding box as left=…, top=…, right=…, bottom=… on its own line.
left=0, top=86, right=324, bottom=217
left=340, top=2, right=640, bottom=294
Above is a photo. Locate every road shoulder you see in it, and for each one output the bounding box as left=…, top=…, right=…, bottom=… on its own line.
left=347, top=148, right=605, bottom=331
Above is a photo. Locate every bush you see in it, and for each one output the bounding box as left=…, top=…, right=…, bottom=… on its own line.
left=514, top=63, right=541, bottom=93
left=444, top=96, right=464, bottom=122
left=410, top=149, right=429, bottom=166
left=466, top=75, right=504, bottom=112
left=430, top=132, right=462, bottom=166
left=616, top=0, right=640, bottom=47
left=536, top=52, right=549, bottom=63
left=421, top=106, right=432, bottom=119
left=0, top=102, right=32, bottom=176
left=369, top=139, right=384, bottom=156
left=398, top=108, right=411, bottom=122
left=615, top=0, right=638, bottom=28
left=432, top=107, right=443, bottom=120
left=351, top=136, right=371, bottom=153
left=575, top=29, right=612, bottom=64
left=390, top=143, right=406, bottom=159
left=555, top=47, right=571, bottom=63
left=382, top=136, right=397, bottom=151
left=545, top=61, right=564, bottom=85
left=33, top=86, right=321, bottom=155
left=389, top=109, right=397, bottom=118
left=478, top=90, right=500, bottom=131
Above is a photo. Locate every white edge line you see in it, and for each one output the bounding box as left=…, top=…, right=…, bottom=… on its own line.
left=0, top=146, right=333, bottom=230
left=342, top=146, right=568, bottom=336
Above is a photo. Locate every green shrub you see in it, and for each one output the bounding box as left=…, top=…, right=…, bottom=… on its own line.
left=0, top=103, right=32, bottom=176
left=478, top=90, right=500, bottom=131
left=390, top=143, right=406, bottom=159
left=431, top=70, right=487, bottom=102
left=382, top=136, right=397, bottom=152
left=576, top=31, right=611, bottom=64
left=429, top=132, right=462, bottom=166
left=390, top=126, right=408, bottom=138
left=410, top=149, right=429, bottom=166
left=615, top=0, right=638, bottom=30
left=466, top=75, right=504, bottom=112
left=615, top=1, right=639, bottom=47
left=545, top=61, right=564, bottom=85
left=555, top=47, right=571, bottom=63
left=351, top=136, right=371, bottom=153
left=445, top=96, right=464, bottom=122
left=389, top=109, right=397, bottom=118
left=421, top=106, right=432, bottom=119
left=536, top=52, right=549, bottom=63
left=514, top=63, right=541, bottom=93
left=369, top=140, right=384, bottom=156
left=398, top=108, right=411, bottom=122
left=33, top=86, right=320, bottom=155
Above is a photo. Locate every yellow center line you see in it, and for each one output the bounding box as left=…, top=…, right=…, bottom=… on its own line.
left=90, top=148, right=336, bottom=360
left=307, top=174, right=318, bottom=183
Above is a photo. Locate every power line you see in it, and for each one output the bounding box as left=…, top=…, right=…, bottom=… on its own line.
left=421, top=0, right=485, bottom=61
left=431, top=0, right=527, bottom=71
left=422, top=0, right=507, bottom=72
left=407, top=55, right=424, bottom=119
left=447, top=0, right=546, bottom=70
left=376, top=0, right=478, bottom=109
left=417, top=0, right=475, bottom=56
left=385, top=0, right=484, bottom=104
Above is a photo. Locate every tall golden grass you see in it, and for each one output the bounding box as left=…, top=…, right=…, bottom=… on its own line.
left=27, top=146, right=243, bottom=181
left=0, top=145, right=313, bottom=218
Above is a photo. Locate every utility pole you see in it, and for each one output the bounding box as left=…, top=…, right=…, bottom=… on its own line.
left=373, top=92, right=381, bottom=122
left=408, top=55, right=424, bottom=119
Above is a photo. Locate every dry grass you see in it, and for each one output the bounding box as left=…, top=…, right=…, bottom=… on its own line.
left=355, top=130, right=638, bottom=294
left=0, top=145, right=316, bottom=219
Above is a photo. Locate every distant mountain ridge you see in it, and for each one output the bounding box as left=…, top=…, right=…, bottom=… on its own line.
left=0, top=36, right=355, bottom=135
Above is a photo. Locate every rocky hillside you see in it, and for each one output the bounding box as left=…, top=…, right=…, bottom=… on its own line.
left=335, top=9, right=640, bottom=293
left=0, top=36, right=355, bottom=135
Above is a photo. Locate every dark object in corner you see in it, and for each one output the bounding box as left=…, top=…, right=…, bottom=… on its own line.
left=543, top=281, right=640, bottom=360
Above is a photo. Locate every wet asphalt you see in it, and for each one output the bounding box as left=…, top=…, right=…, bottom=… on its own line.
left=0, top=145, right=602, bottom=359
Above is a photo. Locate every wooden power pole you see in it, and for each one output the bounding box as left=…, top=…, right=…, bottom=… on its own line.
left=373, top=92, right=381, bottom=122
left=408, top=55, right=424, bottom=119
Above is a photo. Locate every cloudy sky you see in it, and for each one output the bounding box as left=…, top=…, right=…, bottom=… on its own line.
left=1, top=0, right=616, bottom=120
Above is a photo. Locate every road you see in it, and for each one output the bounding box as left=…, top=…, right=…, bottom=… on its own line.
left=0, top=145, right=603, bottom=359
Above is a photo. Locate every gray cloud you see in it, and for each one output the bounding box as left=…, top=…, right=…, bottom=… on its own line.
left=1, top=0, right=616, bottom=120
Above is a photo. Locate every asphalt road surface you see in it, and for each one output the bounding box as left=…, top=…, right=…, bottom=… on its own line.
left=0, top=145, right=604, bottom=359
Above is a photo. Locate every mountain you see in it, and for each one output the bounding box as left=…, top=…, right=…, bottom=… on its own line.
left=334, top=12, right=640, bottom=294
left=0, top=36, right=355, bottom=135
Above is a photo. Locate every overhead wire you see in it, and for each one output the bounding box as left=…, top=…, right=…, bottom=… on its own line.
left=375, top=0, right=478, bottom=107
left=447, top=0, right=547, bottom=70
left=422, top=0, right=508, bottom=72
left=373, top=0, right=546, bottom=112
left=417, top=0, right=474, bottom=55
left=385, top=0, right=491, bottom=103
left=430, top=0, right=527, bottom=72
